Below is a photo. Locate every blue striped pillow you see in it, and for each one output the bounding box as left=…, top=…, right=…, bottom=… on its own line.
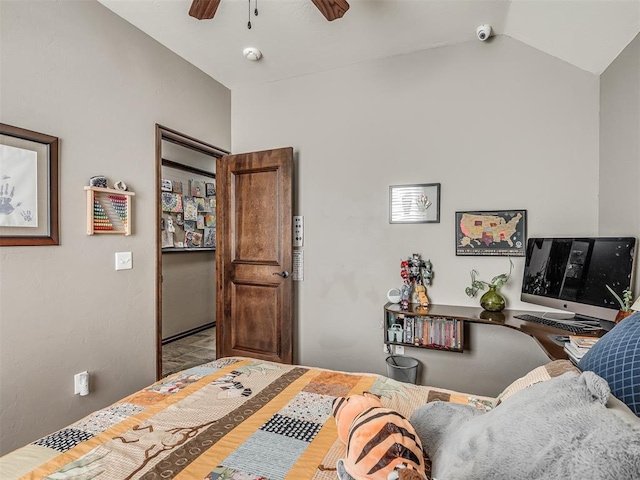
left=578, top=313, right=640, bottom=416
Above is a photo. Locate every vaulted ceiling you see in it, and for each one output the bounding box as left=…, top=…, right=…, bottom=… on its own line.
left=98, top=0, right=640, bottom=89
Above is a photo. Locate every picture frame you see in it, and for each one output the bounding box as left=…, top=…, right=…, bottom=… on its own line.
left=389, top=183, right=440, bottom=224
left=161, top=178, right=173, bottom=192
left=455, top=209, right=527, bottom=256
left=206, top=182, right=216, bottom=197
left=190, top=180, right=206, bottom=198
left=0, top=123, right=59, bottom=246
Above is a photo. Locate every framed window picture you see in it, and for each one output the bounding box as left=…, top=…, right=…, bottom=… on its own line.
left=389, top=183, right=440, bottom=224
left=0, top=123, right=59, bottom=246
left=455, top=210, right=527, bottom=256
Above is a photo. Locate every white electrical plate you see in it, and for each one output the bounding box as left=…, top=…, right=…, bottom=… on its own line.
left=395, top=345, right=405, bottom=355
left=293, top=250, right=304, bottom=281
left=293, top=216, right=303, bottom=247
left=115, top=251, right=132, bottom=270
left=74, top=371, right=89, bottom=396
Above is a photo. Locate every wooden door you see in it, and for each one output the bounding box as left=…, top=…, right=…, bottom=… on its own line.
left=216, top=147, right=293, bottom=363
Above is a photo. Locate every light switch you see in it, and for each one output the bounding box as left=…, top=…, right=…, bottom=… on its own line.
left=115, top=252, right=132, bottom=271
left=293, top=216, right=303, bottom=247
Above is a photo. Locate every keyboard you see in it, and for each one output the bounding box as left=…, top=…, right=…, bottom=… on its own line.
left=514, top=314, right=600, bottom=335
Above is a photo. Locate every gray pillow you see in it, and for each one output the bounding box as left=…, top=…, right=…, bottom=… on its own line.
left=410, top=371, right=640, bottom=480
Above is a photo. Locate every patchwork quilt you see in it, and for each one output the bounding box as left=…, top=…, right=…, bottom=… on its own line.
left=0, top=357, right=494, bottom=479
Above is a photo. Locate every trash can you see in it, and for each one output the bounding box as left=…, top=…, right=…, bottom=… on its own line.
left=385, top=355, right=419, bottom=384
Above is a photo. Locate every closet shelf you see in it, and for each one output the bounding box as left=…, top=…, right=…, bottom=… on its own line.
left=162, top=247, right=215, bottom=253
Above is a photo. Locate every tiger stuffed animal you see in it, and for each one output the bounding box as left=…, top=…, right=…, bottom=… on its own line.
left=332, top=392, right=427, bottom=480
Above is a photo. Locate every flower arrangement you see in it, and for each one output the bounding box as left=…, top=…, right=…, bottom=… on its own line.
left=606, top=285, right=634, bottom=312
left=465, top=259, right=514, bottom=298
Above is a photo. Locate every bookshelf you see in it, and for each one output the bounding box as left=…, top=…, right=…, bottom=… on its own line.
left=384, top=303, right=464, bottom=353
left=384, top=303, right=604, bottom=360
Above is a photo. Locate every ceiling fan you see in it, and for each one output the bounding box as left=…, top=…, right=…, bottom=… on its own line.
left=189, top=0, right=350, bottom=22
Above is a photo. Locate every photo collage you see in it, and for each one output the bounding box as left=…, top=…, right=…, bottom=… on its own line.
left=161, top=175, right=216, bottom=249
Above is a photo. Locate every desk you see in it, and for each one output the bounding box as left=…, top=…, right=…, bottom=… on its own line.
left=384, top=303, right=604, bottom=360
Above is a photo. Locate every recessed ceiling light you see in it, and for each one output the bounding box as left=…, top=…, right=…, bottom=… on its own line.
left=243, top=47, right=262, bottom=61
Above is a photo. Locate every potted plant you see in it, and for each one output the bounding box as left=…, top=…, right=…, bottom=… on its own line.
left=465, top=259, right=513, bottom=312
left=606, top=285, right=634, bottom=324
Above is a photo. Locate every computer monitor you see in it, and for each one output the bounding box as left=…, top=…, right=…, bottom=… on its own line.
left=521, top=237, right=637, bottom=322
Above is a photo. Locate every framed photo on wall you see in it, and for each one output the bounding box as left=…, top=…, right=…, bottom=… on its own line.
left=0, top=123, right=59, bottom=246
left=389, top=183, right=440, bottom=224
left=455, top=209, right=527, bottom=256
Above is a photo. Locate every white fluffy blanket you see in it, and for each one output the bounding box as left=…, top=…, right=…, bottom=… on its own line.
left=410, top=371, right=640, bottom=480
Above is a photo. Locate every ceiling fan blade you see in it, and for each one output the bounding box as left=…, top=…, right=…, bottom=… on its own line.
left=310, top=0, right=350, bottom=21
left=189, top=0, right=221, bottom=20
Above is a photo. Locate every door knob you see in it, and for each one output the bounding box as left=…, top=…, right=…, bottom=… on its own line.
left=272, top=271, right=290, bottom=278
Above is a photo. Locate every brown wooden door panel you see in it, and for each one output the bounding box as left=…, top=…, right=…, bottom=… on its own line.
left=230, top=281, right=281, bottom=357
left=217, top=147, right=293, bottom=364
left=234, top=168, right=280, bottom=262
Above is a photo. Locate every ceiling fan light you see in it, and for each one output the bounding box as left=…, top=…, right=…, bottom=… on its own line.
left=243, top=47, right=263, bottom=61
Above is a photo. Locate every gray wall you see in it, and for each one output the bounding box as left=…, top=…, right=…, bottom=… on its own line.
left=599, top=33, right=640, bottom=292
left=162, top=251, right=216, bottom=339
left=0, top=0, right=230, bottom=455
left=231, top=36, right=601, bottom=396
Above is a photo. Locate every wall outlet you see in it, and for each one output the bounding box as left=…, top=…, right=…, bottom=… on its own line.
left=74, top=371, right=89, bottom=396
left=293, top=216, right=303, bottom=247
left=395, top=345, right=405, bottom=355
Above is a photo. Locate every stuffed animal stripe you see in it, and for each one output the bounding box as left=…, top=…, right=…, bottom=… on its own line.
left=333, top=393, right=426, bottom=480
left=333, top=392, right=384, bottom=444
left=347, top=408, right=423, bottom=475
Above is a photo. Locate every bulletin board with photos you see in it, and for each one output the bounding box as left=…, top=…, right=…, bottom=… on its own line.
left=161, top=164, right=216, bottom=251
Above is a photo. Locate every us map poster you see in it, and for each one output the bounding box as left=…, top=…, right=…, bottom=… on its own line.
left=456, top=210, right=526, bottom=256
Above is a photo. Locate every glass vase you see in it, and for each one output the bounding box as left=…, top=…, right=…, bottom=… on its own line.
left=480, top=285, right=506, bottom=312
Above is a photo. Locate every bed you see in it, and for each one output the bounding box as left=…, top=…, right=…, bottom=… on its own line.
left=0, top=357, right=494, bottom=479
left=2, top=335, right=640, bottom=480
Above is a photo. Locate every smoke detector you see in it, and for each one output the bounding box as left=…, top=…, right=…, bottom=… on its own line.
left=243, top=47, right=262, bottom=61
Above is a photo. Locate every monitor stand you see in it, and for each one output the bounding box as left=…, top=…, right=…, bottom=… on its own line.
left=543, top=311, right=575, bottom=321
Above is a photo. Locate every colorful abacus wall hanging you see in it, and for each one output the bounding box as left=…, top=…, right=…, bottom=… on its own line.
left=85, top=186, right=135, bottom=235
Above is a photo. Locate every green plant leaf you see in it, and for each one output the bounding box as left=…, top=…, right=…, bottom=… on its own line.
left=491, top=273, right=508, bottom=289
left=606, top=284, right=628, bottom=311
left=622, top=289, right=633, bottom=310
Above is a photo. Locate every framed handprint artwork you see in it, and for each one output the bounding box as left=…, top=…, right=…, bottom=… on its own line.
left=0, top=123, right=59, bottom=246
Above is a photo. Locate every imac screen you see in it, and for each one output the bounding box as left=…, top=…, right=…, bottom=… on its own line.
left=522, top=237, right=636, bottom=315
